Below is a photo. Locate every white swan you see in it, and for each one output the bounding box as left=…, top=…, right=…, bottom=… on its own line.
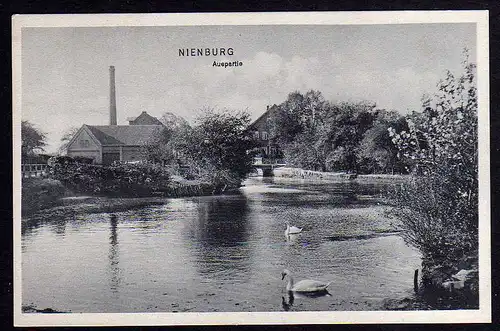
left=281, top=269, right=331, bottom=293
left=285, top=222, right=302, bottom=236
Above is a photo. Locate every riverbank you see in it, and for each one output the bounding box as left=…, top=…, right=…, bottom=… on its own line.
left=273, top=167, right=409, bottom=182
left=20, top=176, right=236, bottom=218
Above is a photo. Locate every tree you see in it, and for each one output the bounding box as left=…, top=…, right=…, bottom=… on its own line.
left=357, top=110, right=408, bottom=174
left=268, top=91, right=382, bottom=173
left=159, top=112, right=190, bottom=131
left=176, top=109, right=257, bottom=189
left=284, top=130, right=326, bottom=171
left=141, top=112, right=192, bottom=166
left=58, top=127, right=79, bottom=155
left=21, top=120, right=46, bottom=158
left=268, top=90, right=336, bottom=171
left=268, top=90, right=329, bottom=145
left=322, top=102, right=377, bottom=172
left=141, top=126, right=176, bottom=165
left=389, top=50, right=478, bottom=285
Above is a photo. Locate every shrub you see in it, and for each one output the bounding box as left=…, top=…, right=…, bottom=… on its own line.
left=388, top=51, right=478, bottom=286
left=22, top=178, right=65, bottom=215
left=51, top=159, right=171, bottom=197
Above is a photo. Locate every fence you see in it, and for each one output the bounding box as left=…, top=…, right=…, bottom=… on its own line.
left=21, top=164, right=49, bottom=178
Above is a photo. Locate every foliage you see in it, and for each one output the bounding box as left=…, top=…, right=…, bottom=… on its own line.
left=388, top=51, right=478, bottom=280
left=283, top=130, right=326, bottom=171
left=173, top=109, right=257, bottom=188
left=269, top=90, right=328, bottom=145
left=357, top=110, right=409, bottom=174
left=321, top=102, right=377, bottom=172
left=21, top=120, right=46, bottom=158
left=159, top=112, right=190, bottom=131
left=141, top=125, right=176, bottom=165
left=140, top=112, right=192, bottom=167
left=22, top=178, right=65, bottom=215
left=51, top=158, right=172, bottom=197
left=268, top=91, right=395, bottom=173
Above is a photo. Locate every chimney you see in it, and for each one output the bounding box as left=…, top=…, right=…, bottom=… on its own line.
left=109, top=66, right=117, bottom=125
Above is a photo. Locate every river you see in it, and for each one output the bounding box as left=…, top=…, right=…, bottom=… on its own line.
left=21, top=177, right=421, bottom=313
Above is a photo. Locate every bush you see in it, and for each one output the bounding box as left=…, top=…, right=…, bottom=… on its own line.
left=22, top=178, right=66, bottom=215
left=388, top=51, right=478, bottom=287
left=51, top=160, right=172, bottom=197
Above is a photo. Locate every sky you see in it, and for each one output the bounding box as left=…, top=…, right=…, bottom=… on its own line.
left=20, top=23, right=476, bottom=153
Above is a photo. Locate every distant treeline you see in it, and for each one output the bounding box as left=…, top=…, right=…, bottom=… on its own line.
left=265, top=90, right=414, bottom=174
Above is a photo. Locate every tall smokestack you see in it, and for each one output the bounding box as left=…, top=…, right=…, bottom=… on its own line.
left=109, top=65, right=117, bottom=125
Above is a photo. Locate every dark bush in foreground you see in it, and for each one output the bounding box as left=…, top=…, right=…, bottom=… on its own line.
left=22, top=178, right=65, bottom=215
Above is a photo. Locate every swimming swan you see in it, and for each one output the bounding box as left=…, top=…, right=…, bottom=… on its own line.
left=281, top=269, right=331, bottom=293
left=285, top=222, right=302, bottom=236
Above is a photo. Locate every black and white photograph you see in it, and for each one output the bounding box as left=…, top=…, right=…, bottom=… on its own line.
left=12, top=11, right=490, bottom=326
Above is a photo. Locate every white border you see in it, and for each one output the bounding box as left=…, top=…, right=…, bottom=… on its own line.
left=12, top=11, right=491, bottom=326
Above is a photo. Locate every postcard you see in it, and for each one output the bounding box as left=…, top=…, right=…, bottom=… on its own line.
left=12, top=11, right=490, bottom=326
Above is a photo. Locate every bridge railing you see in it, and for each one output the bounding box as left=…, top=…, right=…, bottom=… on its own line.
left=21, top=164, right=50, bottom=178
left=253, top=157, right=285, bottom=165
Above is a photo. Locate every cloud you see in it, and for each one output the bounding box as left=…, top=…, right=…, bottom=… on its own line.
left=21, top=48, right=460, bottom=153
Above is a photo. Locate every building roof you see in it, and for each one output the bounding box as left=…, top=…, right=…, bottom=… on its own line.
left=128, top=111, right=163, bottom=125
left=85, top=125, right=164, bottom=146
left=248, top=104, right=279, bottom=131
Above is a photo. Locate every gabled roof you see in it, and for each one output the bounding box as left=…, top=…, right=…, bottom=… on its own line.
left=128, top=111, right=163, bottom=125
left=85, top=125, right=164, bottom=146
left=248, top=104, right=279, bottom=130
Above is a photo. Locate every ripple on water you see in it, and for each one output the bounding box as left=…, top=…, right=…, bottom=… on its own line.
left=21, top=178, right=421, bottom=313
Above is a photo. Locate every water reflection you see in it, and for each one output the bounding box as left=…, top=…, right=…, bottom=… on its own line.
left=108, top=214, right=121, bottom=293
left=281, top=291, right=331, bottom=311
left=185, top=195, right=253, bottom=277
left=285, top=233, right=300, bottom=245
left=21, top=177, right=421, bottom=313
left=281, top=292, right=294, bottom=311
left=192, top=196, right=249, bottom=246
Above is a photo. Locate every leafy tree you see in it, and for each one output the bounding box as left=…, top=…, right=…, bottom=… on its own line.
left=389, top=51, right=478, bottom=284
left=357, top=110, right=409, bottom=174
left=176, top=109, right=257, bottom=189
left=284, top=130, right=326, bottom=171
left=322, top=102, right=377, bottom=172
left=21, top=120, right=46, bottom=158
left=141, top=126, right=176, bottom=165
left=159, top=112, right=190, bottom=131
left=268, top=90, right=329, bottom=145
left=268, top=90, right=337, bottom=171
left=58, top=127, right=79, bottom=155
left=142, top=112, right=192, bottom=166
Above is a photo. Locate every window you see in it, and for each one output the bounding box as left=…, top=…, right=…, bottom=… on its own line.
left=253, top=131, right=259, bottom=139
left=261, top=131, right=268, bottom=140
left=80, top=139, right=90, bottom=147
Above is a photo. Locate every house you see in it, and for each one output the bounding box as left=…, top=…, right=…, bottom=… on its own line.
left=247, top=104, right=281, bottom=161
left=66, top=66, right=165, bottom=164
left=66, top=123, right=164, bottom=164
